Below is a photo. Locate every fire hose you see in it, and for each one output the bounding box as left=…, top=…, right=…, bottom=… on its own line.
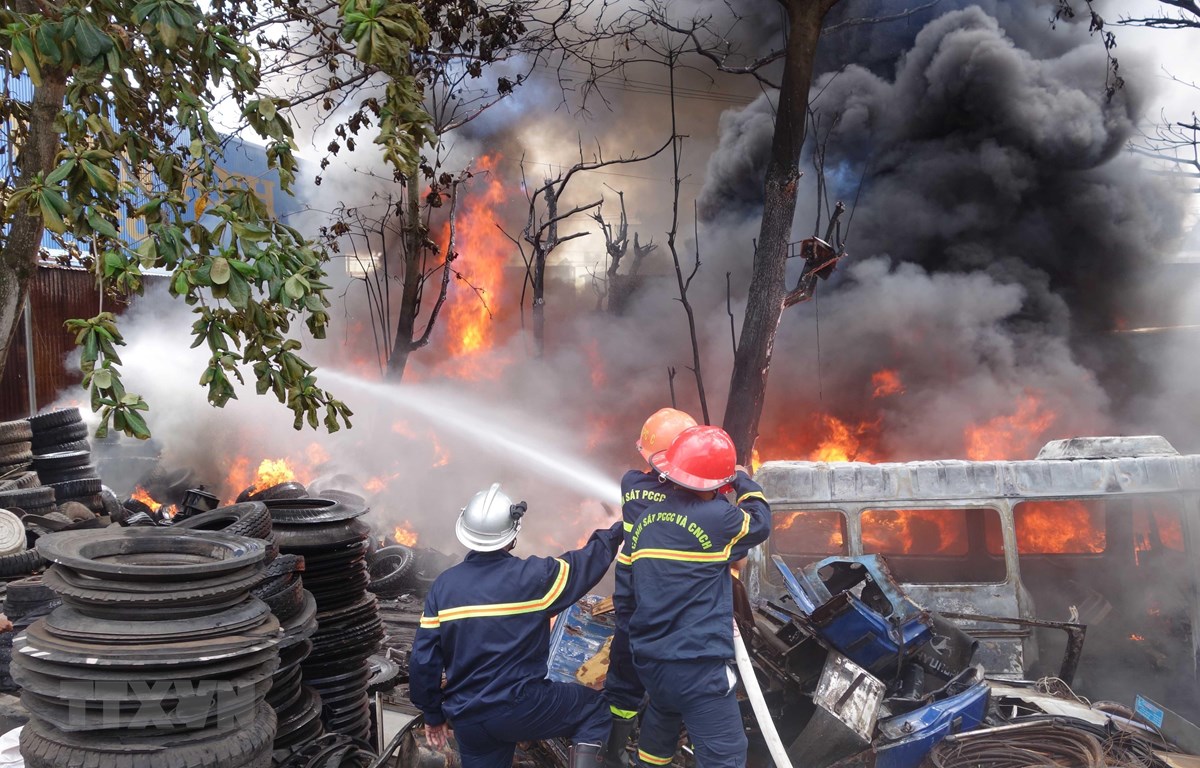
left=733, top=628, right=794, bottom=768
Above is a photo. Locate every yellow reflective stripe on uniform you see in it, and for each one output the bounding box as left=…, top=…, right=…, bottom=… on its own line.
left=616, top=552, right=632, bottom=566
left=426, top=559, right=571, bottom=625
left=630, top=511, right=752, bottom=565
left=419, top=615, right=439, bottom=628
left=725, top=511, right=752, bottom=554
left=630, top=548, right=729, bottom=563
left=638, top=749, right=674, bottom=766
left=610, top=705, right=638, bottom=720
left=737, top=491, right=766, bottom=505
left=623, top=522, right=634, bottom=532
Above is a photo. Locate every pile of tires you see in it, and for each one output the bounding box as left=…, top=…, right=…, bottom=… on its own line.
left=268, top=493, right=382, bottom=744
left=0, top=419, right=34, bottom=484
left=27, top=409, right=105, bottom=517
left=14, top=528, right=280, bottom=768
left=174, top=503, right=325, bottom=758
left=0, top=574, right=61, bottom=694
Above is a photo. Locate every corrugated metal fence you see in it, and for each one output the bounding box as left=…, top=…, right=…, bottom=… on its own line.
left=0, top=264, right=162, bottom=420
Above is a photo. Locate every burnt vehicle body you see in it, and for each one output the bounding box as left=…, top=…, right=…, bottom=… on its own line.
left=744, top=436, right=1200, bottom=717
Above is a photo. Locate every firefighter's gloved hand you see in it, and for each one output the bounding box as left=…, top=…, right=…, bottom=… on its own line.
left=426, top=722, right=450, bottom=751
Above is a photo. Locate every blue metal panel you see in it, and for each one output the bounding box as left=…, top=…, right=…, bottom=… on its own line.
left=545, top=595, right=615, bottom=684
left=873, top=682, right=989, bottom=768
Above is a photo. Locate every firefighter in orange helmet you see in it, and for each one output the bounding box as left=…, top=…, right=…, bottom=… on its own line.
left=601, top=408, right=698, bottom=768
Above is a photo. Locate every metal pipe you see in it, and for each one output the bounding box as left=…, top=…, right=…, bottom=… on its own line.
left=23, top=294, right=35, bottom=415
left=733, top=630, right=793, bottom=768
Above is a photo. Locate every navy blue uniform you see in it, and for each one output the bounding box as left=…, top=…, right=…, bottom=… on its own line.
left=410, top=523, right=623, bottom=768
left=605, top=469, right=669, bottom=720
left=628, top=473, right=770, bottom=768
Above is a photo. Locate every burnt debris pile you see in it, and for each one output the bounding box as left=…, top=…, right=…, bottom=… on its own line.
left=735, top=554, right=1196, bottom=768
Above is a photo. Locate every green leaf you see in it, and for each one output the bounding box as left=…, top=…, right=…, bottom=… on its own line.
left=88, top=211, right=120, bottom=239
left=73, top=19, right=114, bottom=64
left=38, top=192, right=67, bottom=234
left=283, top=275, right=304, bottom=301
left=227, top=270, right=250, bottom=308
left=46, top=159, right=76, bottom=185
left=13, top=33, right=41, bottom=87
left=210, top=257, right=231, bottom=285
left=91, top=368, right=113, bottom=389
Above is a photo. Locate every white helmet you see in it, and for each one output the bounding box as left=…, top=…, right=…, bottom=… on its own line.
left=455, top=483, right=527, bottom=552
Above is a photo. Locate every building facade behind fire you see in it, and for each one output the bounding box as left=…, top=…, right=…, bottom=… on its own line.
left=748, top=436, right=1200, bottom=716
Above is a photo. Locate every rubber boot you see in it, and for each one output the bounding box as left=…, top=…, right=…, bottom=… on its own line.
left=603, top=717, right=636, bottom=768
left=570, top=742, right=605, bottom=768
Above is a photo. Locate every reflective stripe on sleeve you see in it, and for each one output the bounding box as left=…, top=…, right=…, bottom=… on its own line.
left=419, top=615, right=439, bottom=629
left=737, top=491, right=766, bottom=505
left=616, top=552, right=632, bottom=566
left=623, top=521, right=634, bottom=532
left=425, top=559, right=571, bottom=625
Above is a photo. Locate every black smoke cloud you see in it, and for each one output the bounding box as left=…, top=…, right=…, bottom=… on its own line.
left=696, top=5, right=1185, bottom=452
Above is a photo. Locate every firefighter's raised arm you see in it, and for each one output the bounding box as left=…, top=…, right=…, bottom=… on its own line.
left=548, top=520, right=623, bottom=614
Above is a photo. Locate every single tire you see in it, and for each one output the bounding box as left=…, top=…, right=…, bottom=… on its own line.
left=0, top=421, right=33, bottom=443
left=12, top=471, right=41, bottom=489
left=31, top=450, right=90, bottom=471
left=5, top=575, right=54, bottom=604
left=174, top=502, right=272, bottom=541
left=0, top=549, right=45, bottom=577
left=0, top=443, right=32, bottom=464
left=237, top=481, right=307, bottom=503
left=262, top=553, right=304, bottom=580
left=38, top=438, right=90, bottom=455
left=38, top=528, right=266, bottom=581
left=47, top=477, right=103, bottom=500
left=0, top=486, right=55, bottom=510
left=19, top=701, right=276, bottom=768
left=27, top=409, right=82, bottom=431
left=367, top=546, right=415, bottom=595
left=0, top=509, right=25, bottom=556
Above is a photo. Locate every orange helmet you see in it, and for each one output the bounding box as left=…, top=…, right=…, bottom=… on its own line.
left=637, top=408, right=698, bottom=464
left=650, top=425, right=737, bottom=492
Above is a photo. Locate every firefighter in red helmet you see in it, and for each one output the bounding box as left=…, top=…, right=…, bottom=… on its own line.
left=627, top=425, right=771, bottom=768
left=602, top=408, right=698, bottom=768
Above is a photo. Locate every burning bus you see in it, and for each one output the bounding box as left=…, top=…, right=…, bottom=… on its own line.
left=744, top=435, right=1199, bottom=716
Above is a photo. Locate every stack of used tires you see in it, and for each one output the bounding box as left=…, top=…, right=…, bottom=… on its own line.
left=174, top=502, right=324, bottom=758
left=0, top=574, right=60, bottom=694
left=27, top=409, right=105, bottom=517
left=0, top=420, right=34, bottom=485
left=268, top=493, right=382, bottom=743
left=0, top=418, right=48, bottom=516
left=15, top=528, right=280, bottom=768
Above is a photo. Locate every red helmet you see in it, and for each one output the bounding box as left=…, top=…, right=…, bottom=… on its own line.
left=650, top=425, right=737, bottom=492
left=637, top=408, right=698, bottom=463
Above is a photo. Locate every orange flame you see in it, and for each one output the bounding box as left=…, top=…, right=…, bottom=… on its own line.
left=1130, top=633, right=1145, bottom=642
left=440, top=154, right=509, bottom=377
left=871, top=369, right=904, bottom=398
left=1012, top=500, right=1105, bottom=554
left=393, top=524, right=418, bottom=547
left=809, top=415, right=879, bottom=463
left=131, top=486, right=161, bottom=512
left=965, top=393, right=1056, bottom=461
left=431, top=436, right=450, bottom=468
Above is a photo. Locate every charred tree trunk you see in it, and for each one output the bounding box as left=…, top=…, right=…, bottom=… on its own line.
left=721, top=0, right=838, bottom=463
left=387, top=177, right=425, bottom=381
left=532, top=182, right=556, bottom=358
left=0, top=58, right=67, bottom=380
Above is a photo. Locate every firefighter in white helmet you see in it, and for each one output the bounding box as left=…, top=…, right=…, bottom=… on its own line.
left=409, top=482, right=623, bottom=768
